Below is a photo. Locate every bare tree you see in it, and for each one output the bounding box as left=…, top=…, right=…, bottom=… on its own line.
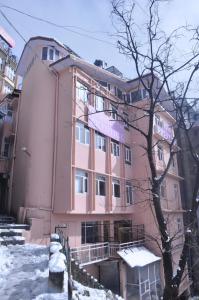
left=107, top=0, right=199, bottom=299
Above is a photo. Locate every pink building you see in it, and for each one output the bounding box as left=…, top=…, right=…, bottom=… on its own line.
left=10, top=36, right=189, bottom=299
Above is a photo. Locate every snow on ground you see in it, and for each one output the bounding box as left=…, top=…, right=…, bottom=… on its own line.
left=0, top=243, right=68, bottom=300
left=0, top=244, right=122, bottom=300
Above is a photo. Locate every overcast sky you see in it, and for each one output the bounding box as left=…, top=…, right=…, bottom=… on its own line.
left=0, top=0, right=199, bottom=87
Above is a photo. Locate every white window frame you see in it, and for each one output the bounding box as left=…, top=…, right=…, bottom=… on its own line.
left=111, top=140, right=120, bottom=157
left=126, top=182, right=133, bottom=204
left=75, top=170, right=88, bottom=194
left=112, top=179, right=120, bottom=198
left=76, top=121, right=90, bottom=145
left=76, top=81, right=88, bottom=103
left=95, top=132, right=106, bottom=152
left=41, top=46, right=60, bottom=61
left=123, top=112, right=129, bottom=129
left=125, top=146, right=132, bottom=164
left=95, top=95, right=104, bottom=111
left=96, top=175, right=106, bottom=196
left=155, top=114, right=164, bottom=128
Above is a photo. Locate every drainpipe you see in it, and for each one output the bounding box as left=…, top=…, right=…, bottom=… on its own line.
left=49, top=68, right=59, bottom=233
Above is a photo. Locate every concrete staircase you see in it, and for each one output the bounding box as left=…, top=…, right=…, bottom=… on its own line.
left=0, top=215, right=30, bottom=246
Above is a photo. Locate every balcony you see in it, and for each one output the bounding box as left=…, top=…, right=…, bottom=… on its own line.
left=71, top=224, right=145, bottom=265
left=153, top=124, right=174, bottom=142
left=71, top=240, right=145, bottom=266
left=0, top=43, right=17, bottom=65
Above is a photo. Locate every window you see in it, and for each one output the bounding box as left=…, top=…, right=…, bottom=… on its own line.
left=42, top=47, right=48, bottom=60
left=177, top=218, right=182, bottom=232
left=123, top=112, right=129, bottom=129
left=110, top=104, right=118, bottom=120
left=174, top=183, right=179, bottom=199
left=42, top=46, right=60, bottom=61
left=3, top=84, right=13, bottom=95
left=160, top=181, right=166, bottom=198
left=76, top=81, right=88, bottom=103
left=126, top=182, right=133, bottom=204
left=49, top=48, right=54, bottom=60
left=6, top=66, right=15, bottom=81
left=111, top=140, right=120, bottom=157
left=81, top=222, right=100, bottom=244
left=131, top=89, right=142, bottom=102
left=0, top=57, right=5, bottom=71
left=155, top=114, right=163, bottom=128
left=76, top=121, right=90, bottom=144
left=55, top=49, right=60, bottom=60
left=95, top=95, right=104, bottom=111
left=157, top=145, right=163, bottom=161
left=125, top=146, right=132, bottom=164
left=126, top=93, right=131, bottom=104
left=95, top=132, right=106, bottom=151
left=96, top=175, right=106, bottom=196
left=2, top=137, right=10, bottom=157
left=112, top=179, right=120, bottom=198
left=75, top=170, right=88, bottom=193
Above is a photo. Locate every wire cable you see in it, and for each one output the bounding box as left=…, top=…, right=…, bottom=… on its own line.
left=0, top=4, right=116, bottom=47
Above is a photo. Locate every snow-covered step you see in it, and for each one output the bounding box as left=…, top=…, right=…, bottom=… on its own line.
left=0, top=216, right=16, bottom=224
left=0, top=224, right=30, bottom=230
left=0, top=236, right=25, bottom=246
left=0, top=229, right=22, bottom=237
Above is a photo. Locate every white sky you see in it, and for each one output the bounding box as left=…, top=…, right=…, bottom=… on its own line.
left=0, top=0, right=199, bottom=95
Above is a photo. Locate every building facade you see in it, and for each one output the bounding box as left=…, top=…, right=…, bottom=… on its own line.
left=0, top=27, right=17, bottom=100
left=10, top=36, right=189, bottom=299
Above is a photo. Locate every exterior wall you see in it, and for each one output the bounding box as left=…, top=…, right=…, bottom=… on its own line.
left=12, top=47, right=56, bottom=229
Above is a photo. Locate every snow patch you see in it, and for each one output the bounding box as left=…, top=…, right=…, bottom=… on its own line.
left=49, top=256, right=66, bottom=273
left=51, top=233, right=60, bottom=240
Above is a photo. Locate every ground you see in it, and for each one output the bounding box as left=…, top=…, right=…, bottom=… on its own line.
left=0, top=244, right=68, bottom=300
left=0, top=244, right=121, bottom=300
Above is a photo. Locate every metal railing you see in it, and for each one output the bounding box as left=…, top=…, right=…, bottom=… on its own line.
left=55, top=227, right=124, bottom=299
left=71, top=239, right=145, bottom=265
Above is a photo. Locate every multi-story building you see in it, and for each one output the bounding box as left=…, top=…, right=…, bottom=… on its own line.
left=0, top=27, right=17, bottom=100
left=177, top=100, right=199, bottom=294
left=10, top=36, right=189, bottom=299
left=0, top=89, right=20, bottom=214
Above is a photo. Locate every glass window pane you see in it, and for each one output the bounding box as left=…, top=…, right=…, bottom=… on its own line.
left=42, top=47, right=48, bottom=60
left=140, top=266, right=148, bottom=282
left=80, top=127, right=85, bottom=143
left=76, top=125, right=80, bottom=140
left=75, top=176, right=83, bottom=193
left=149, top=264, right=155, bottom=282
left=85, top=128, right=90, bottom=144
left=49, top=48, right=54, bottom=60
left=100, top=180, right=105, bottom=196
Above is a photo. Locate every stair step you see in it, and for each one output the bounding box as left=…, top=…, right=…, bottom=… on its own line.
left=0, top=229, right=22, bottom=237
left=0, top=236, right=25, bottom=246
left=0, top=224, right=30, bottom=230
left=0, top=216, right=16, bottom=224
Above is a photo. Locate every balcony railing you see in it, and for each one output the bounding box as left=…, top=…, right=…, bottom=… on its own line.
left=71, top=239, right=145, bottom=266
left=153, top=124, right=174, bottom=142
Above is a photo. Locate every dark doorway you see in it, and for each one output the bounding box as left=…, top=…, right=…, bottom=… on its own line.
left=99, top=260, right=120, bottom=295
